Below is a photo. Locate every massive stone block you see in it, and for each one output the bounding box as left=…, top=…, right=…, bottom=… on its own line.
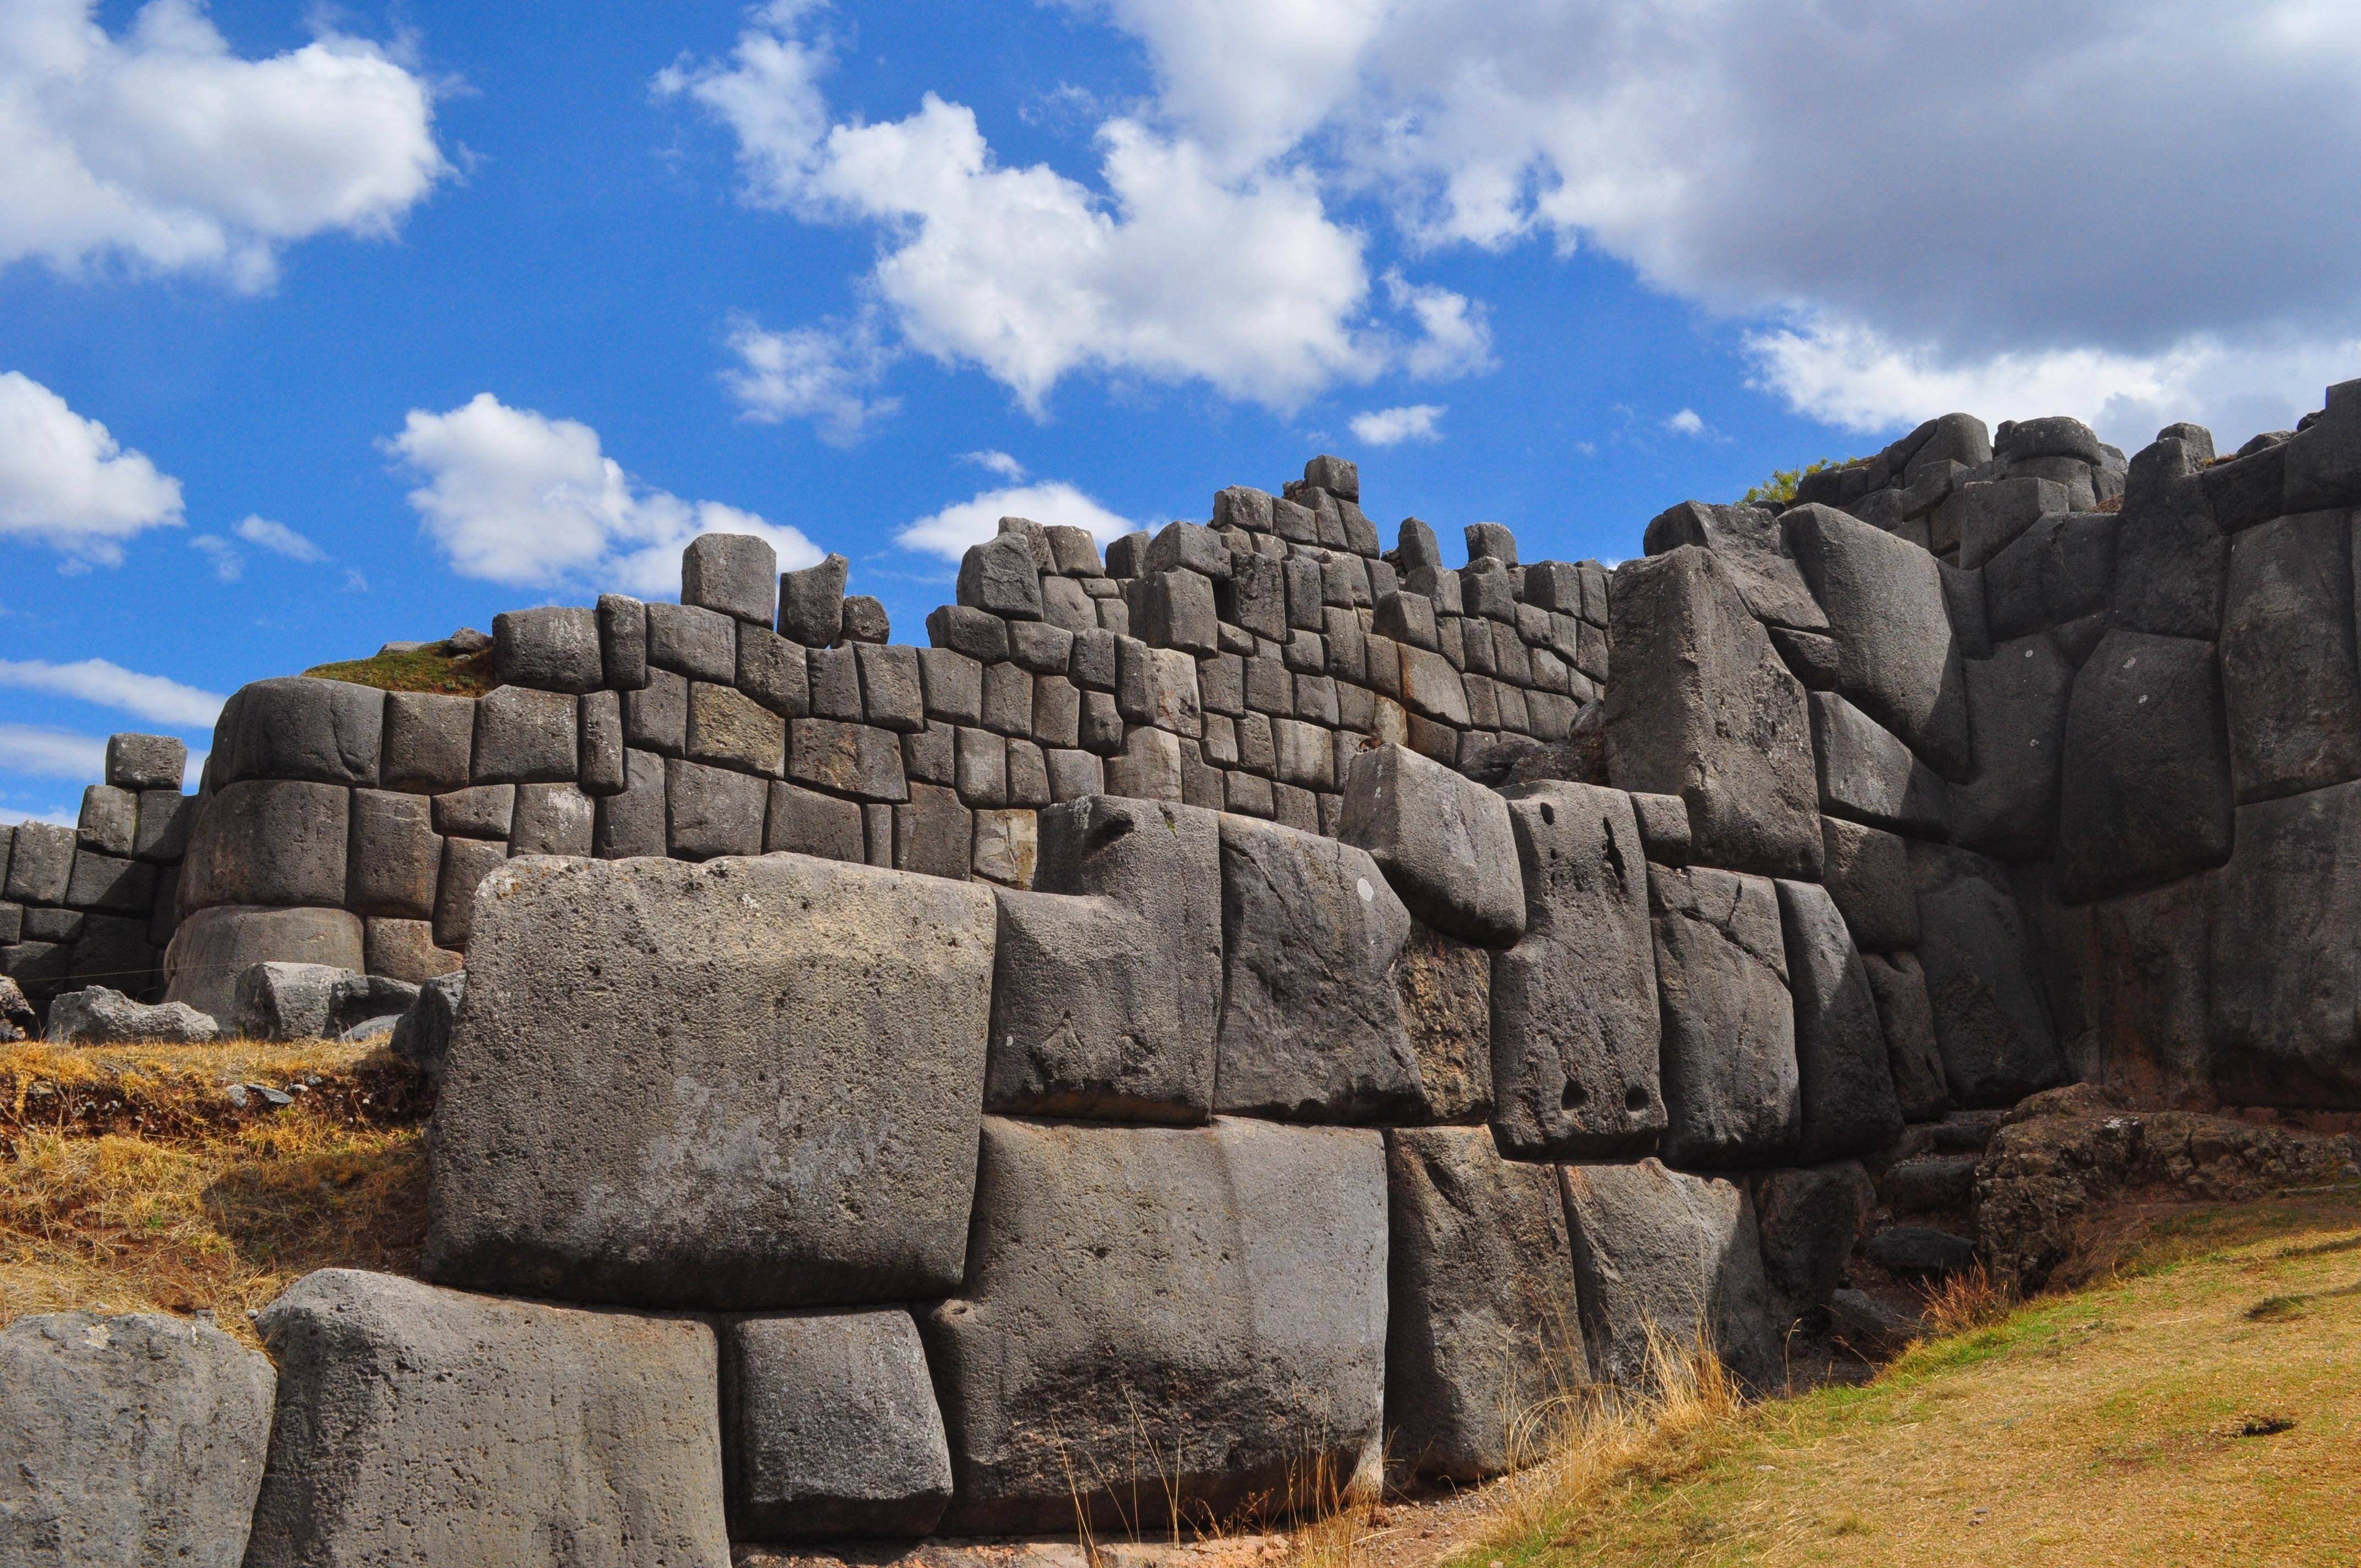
left=1650, top=865, right=1799, bottom=1169
left=383, top=690, right=475, bottom=793
left=1947, top=634, right=2073, bottom=862
left=2112, top=438, right=2226, bottom=638
left=1982, top=511, right=2119, bottom=640
left=1818, top=815, right=1918, bottom=952
left=4, top=820, right=73, bottom=905
left=987, top=796, right=1221, bottom=1123
left=1747, top=1162, right=1875, bottom=1327
left=1910, top=843, right=2064, bottom=1107
left=593, top=747, right=668, bottom=859
left=2086, top=878, right=2213, bottom=1107
left=722, top=1309, right=952, bottom=1542
left=1860, top=951, right=1950, bottom=1121
left=2217, top=510, right=2361, bottom=803
left=1776, top=879, right=1903, bottom=1162
left=1489, top=782, right=1663, bottom=1159
left=1606, top=547, right=1821, bottom=879
left=105, top=732, right=188, bottom=791
left=493, top=605, right=603, bottom=692
left=2207, top=780, right=2361, bottom=1107
left=1394, top=920, right=1494, bottom=1123
left=432, top=835, right=509, bottom=949
left=245, top=1269, right=728, bottom=1568
left=347, top=788, right=439, bottom=919
left=0, top=1311, right=275, bottom=1568
left=213, top=676, right=383, bottom=787
left=1385, top=1126, right=1585, bottom=1481
left=667, top=757, right=769, bottom=861
left=64, top=848, right=153, bottom=916
left=1212, top=813, right=1424, bottom=1121
left=1808, top=690, right=1949, bottom=837
left=781, top=553, right=850, bottom=647
left=1559, top=1159, right=1781, bottom=1393
left=426, top=853, right=997, bottom=1308
left=1783, top=503, right=1974, bottom=779
left=179, top=779, right=350, bottom=911
left=683, top=532, right=779, bottom=625
left=163, top=905, right=364, bottom=1023
left=2055, top=629, right=2234, bottom=904
left=1338, top=743, right=1526, bottom=948
left=922, top=1118, right=1387, bottom=1533
left=1642, top=501, right=1828, bottom=631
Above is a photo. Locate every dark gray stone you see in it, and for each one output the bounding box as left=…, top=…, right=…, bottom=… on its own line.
left=1747, top=1162, right=1875, bottom=1326
left=1488, top=782, right=1664, bottom=1158
left=1768, top=625, right=1841, bottom=689
left=886, top=781, right=966, bottom=878
left=982, top=659, right=1036, bottom=737
left=2280, top=377, right=2361, bottom=513
left=389, top=969, right=464, bottom=1082
left=45, top=986, right=217, bottom=1044
left=426, top=854, right=997, bottom=1307
left=246, top=1269, right=727, bottom=1568
left=807, top=644, right=862, bottom=721
left=766, top=780, right=867, bottom=863
left=683, top=532, right=778, bottom=624
left=1145, top=520, right=1232, bottom=581
left=1385, top=1126, right=1585, bottom=1481
left=347, top=788, right=440, bottom=919
left=923, top=1118, right=1386, bottom=1533
left=957, top=532, right=1043, bottom=620
left=512, top=782, right=594, bottom=857
left=1943, top=477, right=2068, bottom=569
left=723, top=1310, right=951, bottom=1542
left=162, top=906, right=362, bottom=1022
left=472, top=684, right=579, bottom=783
left=687, top=682, right=786, bottom=775
left=1642, top=501, right=1827, bottom=630
left=230, top=960, right=353, bottom=1042
left=593, top=748, right=668, bottom=858
left=1776, top=879, right=1903, bottom=1162
left=0, top=1310, right=274, bottom=1568
left=382, top=691, right=474, bottom=793
left=70, top=793, right=131, bottom=865
left=787, top=720, right=908, bottom=803
left=738, top=627, right=812, bottom=718
left=1338, top=743, right=1525, bottom=948
left=2218, top=509, right=2361, bottom=803
left=597, top=593, right=649, bottom=689
left=1560, top=1159, right=1781, bottom=1392
left=1948, top=634, right=2073, bottom=861
left=579, top=689, right=624, bottom=794
left=433, top=783, right=515, bottom=839
left=2204, top=440, right=2291, bottom=531
left=1864, top=1225, right=1976, bottom=1279
left=1982, top=512, right=2119, bottom=640
left=2207, top=779, right=2361, bottom=1107
left=1629, top=791, right=1692, bottom=866
left=1911, top=843, right=2064, bottom=1107
left=844, top=594, right=891, bottom=641
left=1882, top=1155, right=1977, bottom=1213
left=1939, top=558, right=1992, bottom=658
left=64, top=848, right=153, bottom=914
left=432, top=836, right=509, bottom=949
left=666, top=758, right=769, bottom=860
left=493, top=606, right=602, bottom=692
left=1138, top=569, right=1219, bottom=654
left=646, top=601, right=737, bottom=682
left=1005, top=619, right=1073, bottom=677
left=623, top=667, right=689, bottom=756
left=1213, top=814, right=1423, bottom=1121
left=1606, top=548, right=1821, bottom=879
left=780, top=554, right=850, bottom=647
left=104, top=732, right=187, bottom=791
left=1809, top=691, right=1949, bottom=837
left=2114, top=439, right=2226, bottom=636
left=1995, top=415, right=2104, bottom=467
left=180, top=780, right=349, bottom=910
left=2056, top=629, right=2234, bottom=903
left=1651, top=865, right=1799, bottom=1169
left=987, top=796, right=1221, bottom=1123
left=918, top=647, right=983, bottom=725
left=926, top=603, right=1007, bottom=663
left=1819, top=816, right=1917, bottom=952
left=214, top=677, right=383, bottom=788
left=4, top=821, right=72, bottom=905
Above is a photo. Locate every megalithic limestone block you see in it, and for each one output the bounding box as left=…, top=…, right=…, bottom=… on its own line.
left=1947, top=634, right=2072, bottom=862
left=1747, top=1161, right=1876, bottom=1327
left=1338, top=742, right=1526, bottom=948
left=986, top=794, right=1222, bottom=1123
left=922, top=1118, right=1387, bottom=1534
left=2207, top=778, right=2361, bottom=1107
left=1488, top=782, right=1663, bottom=1159
left=1818, top=816, right=1918, bottom=953
left=1860, top=951, right=1949, bottom=1121
left=1909, top=843, right=2064, bottom=1107
left=2055, top=629, right=2234, bottom=905
left=243, top=1269, right=729, bottom=1568
left=425, top=853, right=997, bottom=1309
left=213, top=676, right=383, bottom=787
left=1606, top=547, right=1822, bottom=879
left=2217, top=509, right=2361, bottom=804
left=1650, top=864, right=1799, bottom=1170
left=1775, top=879, right=1903, bottom=1162
left=1385, top=1126, right=1586, bottom=1481
left=163, top=905, right=364, bottom=1023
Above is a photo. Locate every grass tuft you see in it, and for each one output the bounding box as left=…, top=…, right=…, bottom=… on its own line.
left=303, top=641, right=493, bottom=695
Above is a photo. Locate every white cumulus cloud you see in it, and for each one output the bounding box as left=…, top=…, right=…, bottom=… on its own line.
left=898, top=481, right=1138, bottom=563
left=721, top=311, right=900, bottom=443
left=1663, top=409, right=1707, bottom=438
left=1, top=0, right=449, bottom=290
left=0, top=370, right=182, bottom=564
left=384, top=393, right=825, bottom=597
left=961, top=450, right=1027, bottom=481
left=1350, top=404, right=1446, bottom=446
left=235, top=514, right=326, bottom=561
left=0, top=656, right=225, bottom=727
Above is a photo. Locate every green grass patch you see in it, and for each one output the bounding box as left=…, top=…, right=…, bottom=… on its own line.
left=303, top=641, right=494, bottom=695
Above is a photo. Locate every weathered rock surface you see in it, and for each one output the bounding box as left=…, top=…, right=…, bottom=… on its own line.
left=724, top=1309, right=953, bottom=1542
left=211, top=676, right=382, bottom=787
left=1776, top=879, right=1903, bottom=1162
left=2055, top=629, right=2234, bottom=904
left=2207, top=780, right=2361, bottom=1106
left=1641, top=501, right=1828, bottom=631
left=426, top=854, right=996, bottom=1308
left=245, top=1268, right=729, bottom=1567
left=1489, top=783, right=1664, bottom=1158
left=923, top=1118, right=1386, bottom=1533
left=1650, top=865, right=1799, bottom=1169
left=389, top=968, right=464, bottom=1082
left=1559, top=1159, right=1782, bottom=1392
left=1860, top=952, right=1950, bottom=1122
left=179, top=778, right=350, bottom=911
left=164, top=905, right=364, bottom=1024
left=1384, top=1126, right=1585, bottom=1482
left=45, top=985, right=218, bottom=1043
left=1911, top=845, right=2064, bottom=1107
left=1747, top=1162, right=1876, bottom=1326
left=1808, top=691, right=1950, bottom=837
left=2217, top=509, right=2361, bottom=803
left=1392, top=920, right=1494, bottom=1123
left=1818, top=816, right=1918, bottom=952
left=0, top=1310, right=275, bottom=1568
left=1338, top=743, right=1525, bottom=947
left=1947, top=635, right=2072, bottom=862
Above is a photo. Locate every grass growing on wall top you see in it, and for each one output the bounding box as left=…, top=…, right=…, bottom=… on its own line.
left=303, top=639, right=495, bottom=695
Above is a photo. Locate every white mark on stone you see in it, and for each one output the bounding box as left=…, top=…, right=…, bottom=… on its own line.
left=1356, top=877, right=1374, bottom=902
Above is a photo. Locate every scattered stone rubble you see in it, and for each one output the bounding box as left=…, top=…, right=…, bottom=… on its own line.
left=11, top=389, right=2361, bottom=1559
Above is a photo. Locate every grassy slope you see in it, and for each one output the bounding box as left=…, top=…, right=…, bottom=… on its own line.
left=1464, top=1196, right=2361, bottom=1567
left=303, top=641, right=494, bottom=695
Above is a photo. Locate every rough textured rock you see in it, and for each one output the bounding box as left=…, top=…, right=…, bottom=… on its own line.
left=1783, top=504, right=1974, bottom=780
left=2055, top=629, right=2234, bottom=904
left=781, top=553, right=850, bottom=647
left=2111, top=438, right=2226, bottom=638
left=1489, top=782, right=1663, bottom=1158
left=2207, top=780, right=2361, bottom=1106
left=923, top=1118, right=1387, bottom=1533
left=164, top=905, right=364, bottom=1024
left=44, top=984, right=217, bottom=1043
left=987, top=796, right=1222, bottom=1123
left=1559, top=1159, right=1782, bottom=1392
left=1385, top=1126, right=1585, bottom=1480
left=1747, top=1162, right=1876, bottom=1326
left=1337, top=743, right=1526, bottom=948
left=683, top=532, right=779, bottom=625
left=1776, top=879, right=1903, bottom=1162
left=1392, top=920, right=1493, bottom=1123
left=180, top=778, right=350, bottom=911
left=1860, top=952, right=1950, bottom=1121
left=723, top=1310, right=953, bottom=1542
left=0, top=1311, right=275, bottom=1568
left=426, top=854, right=997, bottom=1308
left=346, top=788, right=439, bottom=919
left=1947, top=635, right=2072, bottom=861
left=493, top=606, right=603, bottom=693
left=1818, top=816, right=1918, bottom=952
left=389, top=969, right=464, bottom=1082
left=212, top=676, right=382, bottom=787
left=1981, top=511, right=2119, bottom=641
left=1641, top=501, right=1828, bottom=630
left=1808, top=692, right=1949, bottom=837
left=2217, top=509, right=2361, bottom=803
left=2081, top=878, right=2211, bottom=1107
left=106, top=732, right=188, bottom=791
left=1911, top=845, right=2065, bottom=1107
left=1606, top=547, right=1821, bottom=879
left=471, top=683, right=580, bottom=783
left=245, top=1268, right=728, bottom=1568
left=1650, top=865, right=1799, bottom=1169
left=1212, top=814, right=1423, bottom=1121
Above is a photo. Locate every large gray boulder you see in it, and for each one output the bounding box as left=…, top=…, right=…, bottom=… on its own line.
left=986, top=796, right=1222, bottom=1122
left=0, top=1311, right=275, bottom=1568
left=1910, top=844, right=2064, bottom=1106
left=163, top=905, right=364, bottom=1024
left=723, top=1309, right=952, bottom=1542
left=1860, top=952, right=1950, bottom=1121
left=1606, top=547, right=1823, bottom=879
left=1776, top=879, right=1902, bottom=1162
left=1211, top=814, right=1425, bottom=1121
left=211, top=676, right=383, bottom=787
left=388, top=969, right=464, bottom=1082
left=1982, top=511, right=2119, bottom=640
left=1747, top=1162, right=1875, bottom=1327
left=1783, top=504, right=1973, bottom=780
left=244, top=1269, right=728, bottom=1567
left=45, top=986, right=219, bottom=1044
left=1489, top=782, right=1664, bottom=1158
left=1385, top=1126, right=1585, bottom=1481
left=1650, top=865, right=1799, bottom=1169
left=425, top=853, right=997, bottom=1309
left=922, top=1118, right=1386, bottom=1534
left=1394, top=920, right=1494, bottom=1123
left=2055, top=629, right=2234, bottom=903
left=1338, top=743, right=1526, bottom=948
left=178, top=779, right=349, bottom=911
left=1947, top=635, right=2072, bottom=861
left=2110, top=438, right=2225, bottom=638
left=683, top=532, right=779, bottom=625
left=231, top=961, right=352, bottom=1041
left=1641, top=501, right=1829, bottom=631
left=492, top=606, right=602, bottom=692
left=1817, top=816, right=1918, bottom=952
left=1559, top=1159, right=1782, bottom=1393
left=1808, top=691, right=1949, bottom=837
left=2208, top=780, right=2361, bottom=1106
left=2217, top=510, right=2361, bottom=804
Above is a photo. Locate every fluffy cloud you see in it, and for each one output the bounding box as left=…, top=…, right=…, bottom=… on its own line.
left=721, top=311, right=900, bottom=444
left=661, top=4, right=1487, bottom=421
left=898, top=481, right=1137, bottom=562
left=0, top=370, right=182, bottom=564
left=1663, top=409, right=1708, bottom=438
left=384, top=393, right=824, bottom=596
left=235, top=514, right=326, bottom=561
left=0, top=722, right=108, bottom=780
left=2, top=0, right=448, bottom=290
left=1349, top=404, right=1445, bottom=446
left=0, top=656, right=225, bottom=727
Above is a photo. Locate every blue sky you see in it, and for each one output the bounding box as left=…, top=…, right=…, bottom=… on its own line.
left=5, top=0, right=2359, bottom=823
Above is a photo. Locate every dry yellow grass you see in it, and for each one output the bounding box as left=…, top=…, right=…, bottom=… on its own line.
left=0, top=1038, right=429, bottom=1344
